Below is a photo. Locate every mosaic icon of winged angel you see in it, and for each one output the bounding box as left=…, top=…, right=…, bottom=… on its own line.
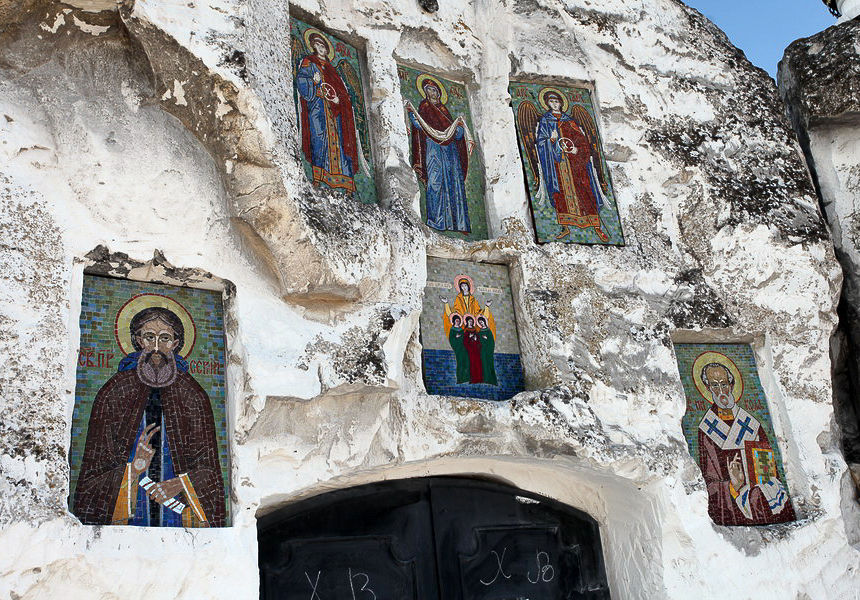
left=517, top=87, right=610, bottom=242
left=291, top=28, right=372, bottom=195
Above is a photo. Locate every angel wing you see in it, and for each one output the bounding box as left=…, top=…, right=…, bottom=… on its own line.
left=516, top=100, right=541, bottom=190
left=336, top=59, right=372, bottom=163
left=571, top=104, right=608, bottom=193
left=290, top=35, right=305, bottom=72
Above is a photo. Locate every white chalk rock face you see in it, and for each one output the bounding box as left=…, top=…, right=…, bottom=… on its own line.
left=780, top=11, right=860, bottom=544
left=0, top=0, right=857, bottom=599
left=837, top=0, right=860, bottom=20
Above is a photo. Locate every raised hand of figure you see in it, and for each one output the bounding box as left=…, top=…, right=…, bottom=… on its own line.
left=727, top=455, right=745, bottom=490
left=440, top=297, right=448, bottom=304
left=130, top=423, right=159, bottom=477
left=313, top=70, right=321, bottom=84
left=550, top=129, right=559, bottom=142
left=148, top=477, right=184, bottom=505
left=405, top=100, right=415, bottom=113
left=485, top=300, right=492, bottom=307
left=330, top=94, right=339, bottom=104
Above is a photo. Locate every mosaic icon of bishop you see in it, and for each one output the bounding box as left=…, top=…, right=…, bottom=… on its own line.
left=681, top=347, right=795, bottom=526
left=441, top=274, right=498, bottom=386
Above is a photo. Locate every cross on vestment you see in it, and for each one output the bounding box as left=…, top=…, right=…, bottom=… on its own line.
left=734, top=416, right=755, bottom=445
left=703, top=417, right=728, bottom=440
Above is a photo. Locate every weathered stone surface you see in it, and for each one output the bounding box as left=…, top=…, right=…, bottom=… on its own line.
left=780, top=17, right=860, bottom=128
left=779, top=16, right=860, bottom=520
left=0, top=0, right=857, bottom=598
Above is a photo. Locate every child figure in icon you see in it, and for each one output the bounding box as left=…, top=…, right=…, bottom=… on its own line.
left=441, top=275, right=497, bottom=386
left=422, top=258, right=523, bottom=400
left=290, top=19, right=376, bottom=203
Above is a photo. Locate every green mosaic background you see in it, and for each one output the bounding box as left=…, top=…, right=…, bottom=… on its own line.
left=398, top=64, right=489, bottom=241
left=421, top=258, right=521, bottom=354
left=509, top=81, right=624, bottom=246
left=69, top=274, right=231, bottom=524
left=674, top=343, right=790, bottom=492
left=290, top=18, right=377, bottom=205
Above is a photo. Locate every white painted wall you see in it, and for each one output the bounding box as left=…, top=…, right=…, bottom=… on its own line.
left=0, top=1, right=858, bottom=599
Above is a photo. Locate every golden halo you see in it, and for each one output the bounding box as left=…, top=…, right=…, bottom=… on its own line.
left=416, top=73, right=448, bottom=105
left=303, top=27, right=335, bottom=61
left=691, top=351, right=744, bottom=403
left=115, top=293, right=197, bottom=358
left=538, top=86, right=569, bottom=113
left=454, top=274, right=474, bottom=294
left=448, top=311, right=463, bottom=325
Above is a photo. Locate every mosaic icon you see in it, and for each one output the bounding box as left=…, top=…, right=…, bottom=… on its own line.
left=399, top=65, right=489, bottom=241
left=421, top=258, right=524, bottom=400
left=509, top=81, right=623, bottom=245
left=674, top=343, right=795, bottom=526
left=69, top=275, right=230, bottom=527
left=290, top=18, right=377, bottom=204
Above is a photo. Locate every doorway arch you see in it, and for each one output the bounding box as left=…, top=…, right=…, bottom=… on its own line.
left=258, top=476, right=611, bottom=599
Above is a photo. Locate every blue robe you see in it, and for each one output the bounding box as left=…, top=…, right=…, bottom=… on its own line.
left=296, top=55, right=358, bottom=191
left=118, top=353, right=188, bottom=527
left=410, top=100, right=471, bottom=232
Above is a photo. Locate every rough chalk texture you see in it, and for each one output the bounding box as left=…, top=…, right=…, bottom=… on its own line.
left=0, top=0, right=857, bottom=599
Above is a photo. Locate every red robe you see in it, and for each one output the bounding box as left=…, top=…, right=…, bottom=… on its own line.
left=410, top=99, right=469, bottom=183
left=698, top=411, right=795, bottom=526
left=553, top=119, right=598, bottom=222
left=299, top=55, right=359, bottom=170
left=463, top=327, right=484, bottom=384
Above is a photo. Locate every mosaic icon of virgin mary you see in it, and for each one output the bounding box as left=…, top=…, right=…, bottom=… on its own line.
left=406, top=73, right=477, bottom=234
left=73, top=294, right=225, bottom=528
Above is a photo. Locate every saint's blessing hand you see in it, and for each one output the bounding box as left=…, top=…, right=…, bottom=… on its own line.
left=131, top=423, right=159, bottom=476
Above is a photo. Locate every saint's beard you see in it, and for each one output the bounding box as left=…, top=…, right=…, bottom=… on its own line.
left=711, top=390, right=734, bottom=410
left=136, top=349, right=178, bottom=388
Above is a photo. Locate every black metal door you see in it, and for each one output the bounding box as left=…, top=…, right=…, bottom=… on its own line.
left=258, top=477, right=611, bottom=600
left=430, top=479, right=610, bottom=599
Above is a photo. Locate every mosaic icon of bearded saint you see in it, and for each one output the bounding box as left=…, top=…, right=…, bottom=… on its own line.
left=517, top=87, right=610, bottom=242
left=74, top=305, right=225, bottom=527
left=441, top=276, right=498, bottom=385
left=693, top=354, right=795, bottom=526
left=293, top=27, right=369, bottom=194
left=406, top=74, right=476, bottom=234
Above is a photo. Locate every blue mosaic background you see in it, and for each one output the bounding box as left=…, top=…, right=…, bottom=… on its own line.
left=69, top=275, right=231, bottom=525
left=509, top=81, right=624, bottom=246
left=423, top=349, right=524, bottom=401
left=674, top=343, right=790, bottom=493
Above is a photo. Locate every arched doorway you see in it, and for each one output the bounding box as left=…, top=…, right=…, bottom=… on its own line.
left=258, top=476, right=611, bottom=599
